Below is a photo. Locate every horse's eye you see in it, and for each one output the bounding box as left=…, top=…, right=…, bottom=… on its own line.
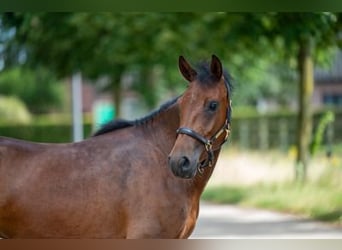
left=208, top=101, right=219, bottom=112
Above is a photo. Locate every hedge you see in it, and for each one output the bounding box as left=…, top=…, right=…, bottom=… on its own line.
left=0, top=123, right=93, bottom=143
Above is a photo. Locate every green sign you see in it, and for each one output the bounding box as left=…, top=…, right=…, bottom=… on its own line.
left=93, top=102, right=115, bottom=130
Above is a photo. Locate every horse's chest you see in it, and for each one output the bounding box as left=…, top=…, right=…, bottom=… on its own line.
left=126, top=197, right=199, bottom=239
left=158, top=201, right=199, bottom=238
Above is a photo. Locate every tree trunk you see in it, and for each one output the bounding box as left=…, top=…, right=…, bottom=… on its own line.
left=295, top=38, right=314, bottom=182
left=140, top=66, right=157, bottom=109
left=110, top=66, right=125, bottom=118
left=112, top=80, right=122, bottom=118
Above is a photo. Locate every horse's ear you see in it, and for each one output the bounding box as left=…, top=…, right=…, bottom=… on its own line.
left=179, top=56, right=197, bottom=82
left=211, top=54, right=223, bottom=80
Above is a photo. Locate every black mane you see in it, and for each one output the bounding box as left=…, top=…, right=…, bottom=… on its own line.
left=93, top=97, right=179, bottom=136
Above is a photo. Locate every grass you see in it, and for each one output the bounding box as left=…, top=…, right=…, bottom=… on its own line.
left=202, top=167, right=342, bottom=224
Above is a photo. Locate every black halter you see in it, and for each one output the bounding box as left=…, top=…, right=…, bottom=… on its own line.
left=176, top=78, right=232, bottom=173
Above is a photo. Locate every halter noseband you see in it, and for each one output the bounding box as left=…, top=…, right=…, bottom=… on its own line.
left=176, top=80, right=232, bottom=173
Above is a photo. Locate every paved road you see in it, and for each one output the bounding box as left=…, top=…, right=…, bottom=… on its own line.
left=191, top=202, right=342, bottom=239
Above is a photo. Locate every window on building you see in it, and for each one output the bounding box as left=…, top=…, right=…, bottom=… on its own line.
left=323, top=94, right=342, bottom=106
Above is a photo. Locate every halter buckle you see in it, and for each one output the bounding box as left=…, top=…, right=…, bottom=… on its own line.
left=205, top=140, right=213, bottom=152
left=224, top=125, right=231, bottom=141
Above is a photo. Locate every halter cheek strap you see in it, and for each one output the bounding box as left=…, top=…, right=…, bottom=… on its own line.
left=177, top=117, right=231, bottom=171
left=176, top=127, right=212, bottom=147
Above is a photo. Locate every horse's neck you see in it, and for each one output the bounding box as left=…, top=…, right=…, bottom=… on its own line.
left=144, top=102, right=180, bottom=155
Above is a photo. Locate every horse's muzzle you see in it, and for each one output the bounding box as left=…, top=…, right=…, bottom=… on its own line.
left=168, top=155, right=197, bottom=179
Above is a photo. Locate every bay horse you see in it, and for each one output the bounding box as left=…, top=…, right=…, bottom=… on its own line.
left=0, top=55, right=232, bottom=238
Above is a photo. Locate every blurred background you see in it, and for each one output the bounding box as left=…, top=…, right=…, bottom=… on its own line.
left=0, top=13, right=341, bottom=227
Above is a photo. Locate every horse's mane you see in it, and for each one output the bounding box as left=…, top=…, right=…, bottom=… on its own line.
left=93, top=97, right=179, bottom=136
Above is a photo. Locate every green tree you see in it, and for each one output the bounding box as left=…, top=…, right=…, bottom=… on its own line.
left=260, top=13, right=341, bottom=182
left=1, top=13, right=281, bottom=113
left=0, top=13, right=198, bottom=114
left=0, top=95, right=32, bottom=124
left=0, top=66, right=65, bottom=113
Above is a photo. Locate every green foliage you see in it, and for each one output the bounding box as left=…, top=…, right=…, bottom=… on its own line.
left=0, top=67, right=65, bottom=113
left=310, top=111, right=335, bottom=156
left=0, top=112, right=95, bottom=142
left=260, top=13, right=340, bottom=59
left=0, top=13, right=340, bottom=110
left=201, top=186, right=247, bottom=204
left=0, top=95, right=31, bottom=124
left=0, top=122, right=92, bottom=143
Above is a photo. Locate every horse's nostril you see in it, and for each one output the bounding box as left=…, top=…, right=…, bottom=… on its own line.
left=168, top=155, right=195, bottom=179
left=179, top=156, right=190, bottom=170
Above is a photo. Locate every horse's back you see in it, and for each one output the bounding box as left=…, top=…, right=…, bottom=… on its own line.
left=0, top=136, right=46, bottom=178
left=0, top=136, right=62, bottom=186
left=0, top=135, right=40, bottom=151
